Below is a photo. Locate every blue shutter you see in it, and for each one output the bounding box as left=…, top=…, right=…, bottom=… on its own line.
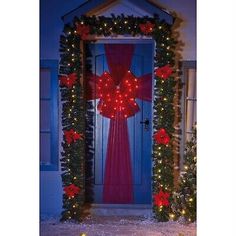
left=40, top=60, right=59, bottom=171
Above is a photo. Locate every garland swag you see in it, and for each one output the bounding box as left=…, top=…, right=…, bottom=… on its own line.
left=59, top=14, right=178, bottom=222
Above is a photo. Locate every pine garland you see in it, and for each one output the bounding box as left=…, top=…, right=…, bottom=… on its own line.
left=172, top=126, right=197, bottom=222
left=59, top=14, right=179, bottom=222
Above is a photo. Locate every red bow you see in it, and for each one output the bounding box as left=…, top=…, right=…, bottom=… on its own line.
left=96, top=71, right=140, bottom=119
left=64, top=129, right=83, bottom=144
left=139, top=21, right=155, bottom=34
left=63, top=184, right=80, bottom=197
left=154, top=189, right=170, bottom=207
left=153, top=128, right=170, bottom=145
left=60, top=73, right=77, bottom=89
left=155, top=65, right=173, bottom=79
left=76, top=23, right=90, bottom=40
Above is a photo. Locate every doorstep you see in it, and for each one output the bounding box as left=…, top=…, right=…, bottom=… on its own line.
left=89, top=204, right=153, bottom=217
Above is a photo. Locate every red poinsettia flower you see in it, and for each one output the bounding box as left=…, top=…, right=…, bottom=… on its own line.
left=63, top=184, right=80, bottom=197
left=155, top=65, right=173, bottom=79
left=60, top=73, right=77, bottom=89
left=76, top=23, right=90, bottom=40
left=64, top=129, right=83, bottom=144
left=154, top=189, right=170, bottom=207
left=153, top=128, right=170, bottom=145
left=139, top=21, right=155, bottom=34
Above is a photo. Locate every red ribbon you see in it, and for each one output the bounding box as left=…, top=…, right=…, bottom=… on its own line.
left=97, top=70, right=140, bottom=119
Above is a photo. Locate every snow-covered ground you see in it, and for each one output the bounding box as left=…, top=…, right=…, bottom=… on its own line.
left=40, top=216, right=196, bottom=236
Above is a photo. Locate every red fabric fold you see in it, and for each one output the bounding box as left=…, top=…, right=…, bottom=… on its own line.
left=103, top=112, right=133, bottom=203
left=104, top=44, right=135, bottom=85
left=136, top=73, right=152, bottom=102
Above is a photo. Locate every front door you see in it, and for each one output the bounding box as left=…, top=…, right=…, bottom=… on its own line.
left=87, top=42, right=153, bottom=204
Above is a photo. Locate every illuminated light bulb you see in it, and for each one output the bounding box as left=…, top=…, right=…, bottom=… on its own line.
left=161, top=43, right=165, bottom=47
left=169, top=214, right=175, bottom=219
left=74, top=30, right=77, bottom=34
left=124, top=115, right=127, bottom=118
left=72, top=95, right=75, bottom=98
left=163, top=97, right=167, bottom=101
left=181, top=210, right=186, bottom=215
left=73, top=205, right=76, bottom=208
left=67, top=48, right=70, bottom=51
left=72, top=58, right=75, bottom=62
left=124, top=21, right=128, bottom=24
left=128, top=70, right=130, bottom=73
left=104, top=23, right=107, bottom=26
left=158, top=169, right=161, bottom=173
left=105, top=83, right=108, bottom=86
left=158, top=175, right=161, bottom=179
left=115, top=100, right=118, bottom=103
left=158, top=146, right=161, bottom=150
left=161, top=108, right=164, bottom=111
left=166, top=37, right=170, bottom=40
left=188, top=218, right=191, bottom=222
left=72, top=44, right=75, bottom=48
left=114, top=21, right=117, bottom=25
left=158, top=152, right=161, bottom=156
left=68, top=31, right=71, bottom=35
left=167, top=46, right=170, bottom=50
left=189, top=198, right=193, bottom=202
left=161, top=80, right=165, bottom=84
left=81, top=21, right=84, bottom=24
left=158, top=160, right=162, bottom=164
left=166, top=53, right=169, bottom=56
left=74, top=118, right=77, bottom=121
left=99, top=27, right=102, bottom=30
left=68, top=63, right=71, bottom=66
left=110, top=27, right=113, bottom=30
left=73, top=177, right=77, bottom=179
left=160, top=184, right=163, bottom=187
left=158, top=26, right=162, bottom=29
left=184, top=165, right=188, bottom=170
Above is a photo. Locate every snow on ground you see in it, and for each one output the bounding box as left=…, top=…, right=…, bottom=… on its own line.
left=40, top=216, right=196, bottom=236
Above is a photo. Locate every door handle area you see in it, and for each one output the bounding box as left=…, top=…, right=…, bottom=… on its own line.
left=140, top=119, right=150, bottom=130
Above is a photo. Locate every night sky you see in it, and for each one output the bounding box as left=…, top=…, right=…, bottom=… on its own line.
left=40, top=0, right=196, bottom=60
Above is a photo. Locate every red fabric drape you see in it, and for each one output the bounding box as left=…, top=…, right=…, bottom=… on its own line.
left=85, top=44, right=152, bottom=203
left=103, top=112, right=133, bottom=203
left=103, top=44, right=134, bottom=203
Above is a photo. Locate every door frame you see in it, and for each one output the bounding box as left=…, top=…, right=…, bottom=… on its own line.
left=85, top=38, right=156, bottom=204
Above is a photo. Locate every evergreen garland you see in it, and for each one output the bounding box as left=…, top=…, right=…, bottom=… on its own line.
left=59, top=14, right=179, bottom=222
left=172, top=126, right=197, bottom=222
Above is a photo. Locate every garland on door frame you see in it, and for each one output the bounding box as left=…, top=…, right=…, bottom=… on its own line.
left=59, top=14, right=179, bottom=222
